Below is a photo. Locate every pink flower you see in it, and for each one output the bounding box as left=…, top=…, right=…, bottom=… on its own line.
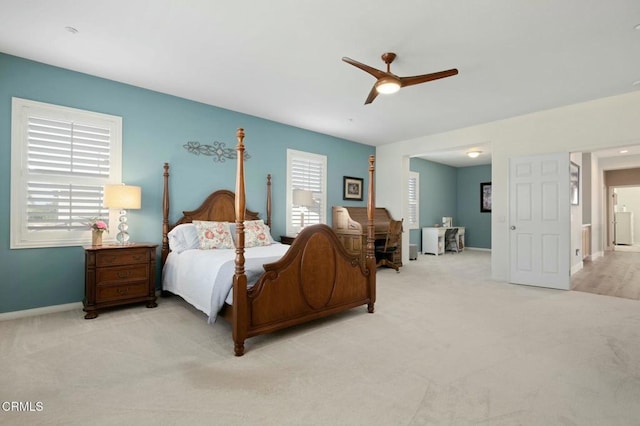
left=88, top=218, right=109, bottom=233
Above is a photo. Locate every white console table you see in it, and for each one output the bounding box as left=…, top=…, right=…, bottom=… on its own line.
left=422, top=227, right=465, bottom=255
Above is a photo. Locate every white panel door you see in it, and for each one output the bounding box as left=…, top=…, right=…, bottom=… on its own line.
left=509, top=153, right=570, bottom=290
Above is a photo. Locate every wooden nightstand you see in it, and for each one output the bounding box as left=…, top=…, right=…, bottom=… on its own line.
left=280, top=235, right=296, bottom=245
left=83, top=243, right=158, bottom=319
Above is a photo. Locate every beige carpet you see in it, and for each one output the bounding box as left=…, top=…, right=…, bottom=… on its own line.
left=1, top=250, right=640, bottom=425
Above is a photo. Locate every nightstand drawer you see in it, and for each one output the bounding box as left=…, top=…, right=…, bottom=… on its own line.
left=96, top=249, right=150, bottom=267
left=96, top=265, right=148, bottom=284
left=96, top=281, right=148, bottom=303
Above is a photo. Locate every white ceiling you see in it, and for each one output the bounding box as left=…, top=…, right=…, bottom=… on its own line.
left=1, top=0, right=639, bottom=167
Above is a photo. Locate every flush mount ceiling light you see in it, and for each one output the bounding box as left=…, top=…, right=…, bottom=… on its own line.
left=467, top=151, right=481, bottom=158
left=375, top=76, right=401, bottom=94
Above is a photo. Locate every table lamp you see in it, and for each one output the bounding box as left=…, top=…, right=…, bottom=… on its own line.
left=293, top=189, right=314, bottom=229
left=103, top=184, right=141, bottom=244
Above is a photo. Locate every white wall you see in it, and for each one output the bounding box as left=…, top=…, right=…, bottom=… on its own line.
left=591, top=154, right=604, bottom=260
left=377, top=90, right=640, bottom=281
left=570, top=152, right=583, bottom=274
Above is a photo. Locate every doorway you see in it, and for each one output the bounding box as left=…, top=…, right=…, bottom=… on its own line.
left=610, top=186, right=640, bottom=253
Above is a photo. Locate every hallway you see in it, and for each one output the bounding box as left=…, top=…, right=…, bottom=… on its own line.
left=572, top=251, right=640, bottom=300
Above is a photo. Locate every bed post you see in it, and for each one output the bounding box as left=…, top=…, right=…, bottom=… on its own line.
left=366, top=155, right=376, bottom=313
left=233, top=128, right=248, bottom=356
left=266, top=174, right=272, bottom=228
left=162, top=162, right=170, bottom=266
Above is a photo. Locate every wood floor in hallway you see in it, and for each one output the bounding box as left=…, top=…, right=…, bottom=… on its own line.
left=572, top=251, right=640, bottom=300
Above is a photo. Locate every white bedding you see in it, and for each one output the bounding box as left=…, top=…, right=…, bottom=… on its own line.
left=162, top=243, right=290, bottom=321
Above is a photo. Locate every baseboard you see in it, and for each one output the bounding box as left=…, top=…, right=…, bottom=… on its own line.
left=0, top=290, right=164, bottom=321
left=465, top=247, right=491, bottom=252
left=571, top=261, right=584, bottom=275
left=0, top=302, right=83, bottom=322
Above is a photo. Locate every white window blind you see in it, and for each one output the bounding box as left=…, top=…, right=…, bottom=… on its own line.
left=11, top=98, right=122, bottom=248
left=286, top=149, right=327, bottom=235
left=408, top=171, right=419, bottom=230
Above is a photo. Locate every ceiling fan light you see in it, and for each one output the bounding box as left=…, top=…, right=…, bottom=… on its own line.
left=467, top=151, right=481, bottom=158
left=376, top=78, right=401, bottom=94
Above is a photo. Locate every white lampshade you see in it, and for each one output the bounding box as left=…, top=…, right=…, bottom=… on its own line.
left=103, top=184, right=141, bottom=209
left=293, top=189, right=314, bottom=207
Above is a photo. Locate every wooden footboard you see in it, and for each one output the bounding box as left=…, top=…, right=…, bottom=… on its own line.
left=232, top=129, right=376, bottom=356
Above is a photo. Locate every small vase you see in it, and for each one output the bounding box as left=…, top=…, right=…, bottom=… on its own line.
left=92, top=230, right=103, bottom=246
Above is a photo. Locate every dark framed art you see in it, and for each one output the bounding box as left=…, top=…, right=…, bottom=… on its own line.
left=481, top=182, right=492, bottom=213
left=343, top=176, right=363, bottom=201
left=570, top=161, right=580, bottom=206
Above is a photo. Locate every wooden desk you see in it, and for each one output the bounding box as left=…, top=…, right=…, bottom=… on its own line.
left=332, top=206, right=402, bottom=266
left=422, top=227, right=465, bottom=255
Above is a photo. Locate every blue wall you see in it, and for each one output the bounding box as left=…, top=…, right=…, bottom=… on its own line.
left=409, top=158, right=491, bottom=250
left=456, top=165, right=492, bottom=249
left=0, top=53, right=374, bottom=313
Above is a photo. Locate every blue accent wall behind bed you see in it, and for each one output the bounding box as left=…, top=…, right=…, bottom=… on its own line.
left=0, top=52, right=374, bottom=314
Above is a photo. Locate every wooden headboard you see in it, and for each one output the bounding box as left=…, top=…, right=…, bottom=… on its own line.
left=161, top=163, right=272, bottom=264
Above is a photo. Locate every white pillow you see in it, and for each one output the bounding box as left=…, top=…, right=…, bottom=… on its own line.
left=168, top=223, right=199, bottom=253
left=193, top=220, right=235, bottom=250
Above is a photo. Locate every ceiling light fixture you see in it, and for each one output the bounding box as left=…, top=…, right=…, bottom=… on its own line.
left=467, top=151, right=481, bottom=158
left=375, top=76, right=401, bottom=94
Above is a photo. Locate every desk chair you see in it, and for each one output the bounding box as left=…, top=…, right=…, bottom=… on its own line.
left=376, top=219, right=403, bottom=271
left=444, top=227, right=460, bottom=253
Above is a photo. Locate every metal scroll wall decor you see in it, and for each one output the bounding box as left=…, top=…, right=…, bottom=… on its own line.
left=183, top=140, right=251, bottom=163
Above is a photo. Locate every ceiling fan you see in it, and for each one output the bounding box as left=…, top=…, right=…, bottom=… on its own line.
left=342, top=52, right=458, bottom=105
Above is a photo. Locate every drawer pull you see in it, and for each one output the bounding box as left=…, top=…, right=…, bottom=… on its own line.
left=104, top=256, right=117, bottom=264
left=132, top=255, right=144, bottom=261
left=116, top=287, right=129, bottom=296
left=117, top=271, right=131, bottom=279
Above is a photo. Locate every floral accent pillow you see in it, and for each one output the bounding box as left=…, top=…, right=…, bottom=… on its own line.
left=244, top=220, right=272, bottom=248
left=193, top=220, right=235, bottom=250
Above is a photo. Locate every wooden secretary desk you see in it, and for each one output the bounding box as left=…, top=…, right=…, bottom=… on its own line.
left=332, top=206, right=402, bottom=267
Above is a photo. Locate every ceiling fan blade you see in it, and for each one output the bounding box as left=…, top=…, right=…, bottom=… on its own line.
left=399, top=69, right=459, bottom=88
left=342, top=57, right=387, bottom=79
left=364, top=84, right=379, bottom=105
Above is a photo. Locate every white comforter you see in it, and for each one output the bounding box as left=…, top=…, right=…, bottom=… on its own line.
left=162, top=243, right=290, bottom=322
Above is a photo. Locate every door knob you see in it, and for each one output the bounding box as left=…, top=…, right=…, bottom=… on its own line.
left=510, top=226, right=516, bottom=230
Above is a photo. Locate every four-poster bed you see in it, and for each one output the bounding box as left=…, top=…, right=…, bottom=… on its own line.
left=161, top=128, right=376, bottom=356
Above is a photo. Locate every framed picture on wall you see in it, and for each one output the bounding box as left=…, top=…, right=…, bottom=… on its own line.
left=570, top=162, right=580, bottom=205
left=481, top=182, right=492, bottom=212
left=343, top=176, right=363, bottom=201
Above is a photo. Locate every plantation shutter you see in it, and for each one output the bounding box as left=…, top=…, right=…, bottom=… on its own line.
left=408, top=171, right=419, bottom=229
left=26, top=117, right=110, bottom=230
left=290, top=156, right=324, bottom=228
left=11, top=97, right=122, bottom=249
left=286, top=149, right=327, bottom=235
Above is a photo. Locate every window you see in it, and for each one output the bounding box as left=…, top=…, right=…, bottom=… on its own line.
left=407, top=171, right=419, bottom=230
left=11, top=98, right=122, bottom=248
left=286, top=149, right=327, bottom=235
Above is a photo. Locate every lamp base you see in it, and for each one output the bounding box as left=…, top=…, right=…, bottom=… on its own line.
left=115, top=209, right=132, bottom=245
